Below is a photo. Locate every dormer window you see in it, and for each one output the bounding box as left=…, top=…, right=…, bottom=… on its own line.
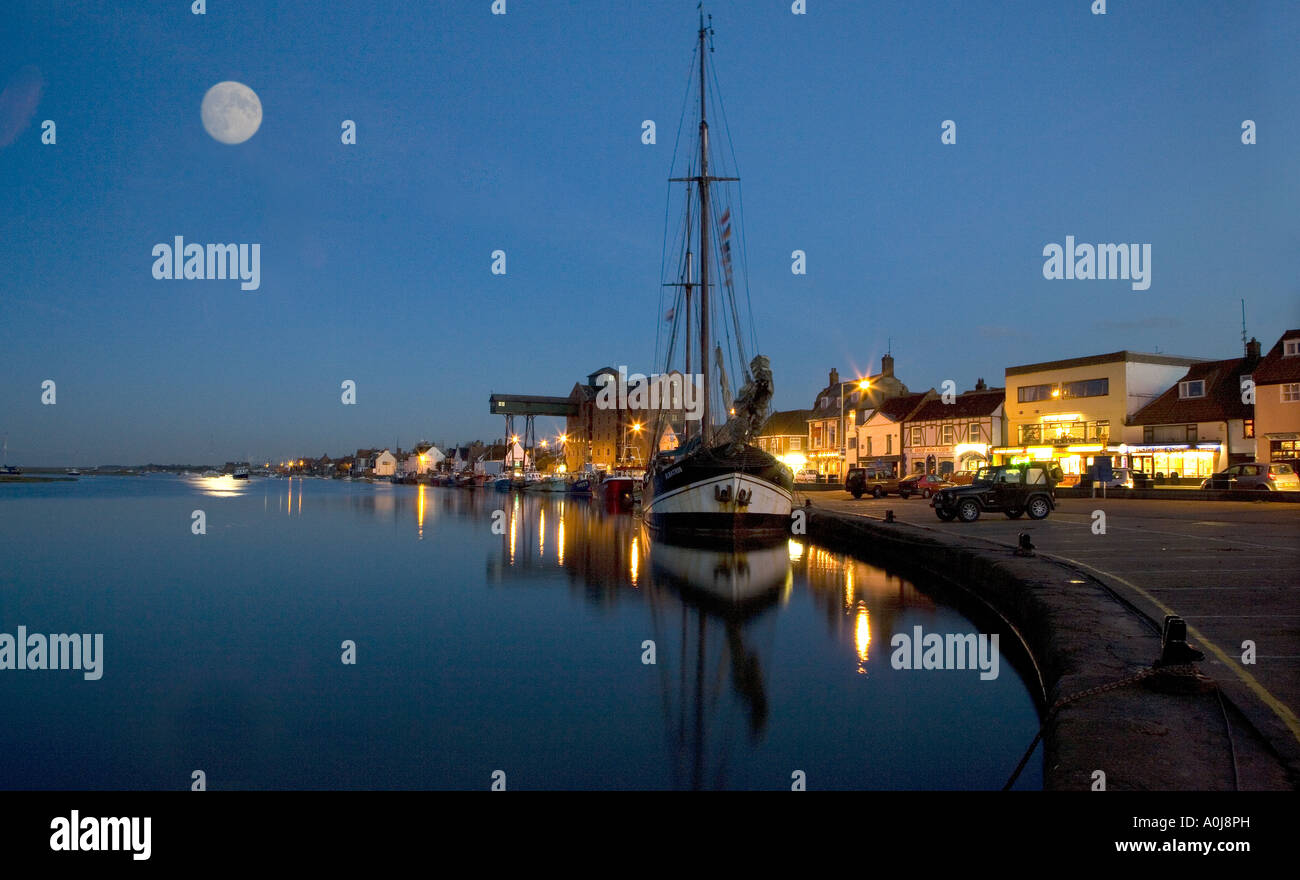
left=1179, top=380, right=1205, bottom=399
left=1285, top=339, right=1300, bottom=357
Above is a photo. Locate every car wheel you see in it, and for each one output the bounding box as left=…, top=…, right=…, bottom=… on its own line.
left=872, top=487, right=883, bottom=498
left=957, top=500, right=980, bottom=522
left=1258, top=484, right=1271, bottom=491
left=899, top=491, right=910, bottom=500
left=852, top=490, right=863, bottom=499
left=1005, top=508, right=1023, bottom=519
left=1026, top=496, right=1051, bottom=519
left=935, top=508, right=955, bottom=521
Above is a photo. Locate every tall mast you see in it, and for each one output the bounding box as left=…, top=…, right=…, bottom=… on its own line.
left=697, top=13, right=712, bottom=444
left=684, top=244, right=692, bottom=443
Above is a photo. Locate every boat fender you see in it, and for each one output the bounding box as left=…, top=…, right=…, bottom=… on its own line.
left=714, top=484, right=732, bottom=502
left=736, top=488, right=751, bottom=505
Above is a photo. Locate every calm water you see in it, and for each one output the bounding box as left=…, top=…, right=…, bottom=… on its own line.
left=0, top=475, right=1042, bottom=790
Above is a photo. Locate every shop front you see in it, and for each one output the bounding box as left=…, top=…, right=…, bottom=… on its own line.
left=952, top=443, right=990, bottom=474
left=991, top=442, right=1221, bottom=482
left=1122, top=444, right=1221, bottom=480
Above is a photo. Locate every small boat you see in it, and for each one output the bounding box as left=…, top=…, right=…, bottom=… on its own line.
left=601, top=473, right=636, bottom=511
left=0, top=465, right=22, bottom=475
left=232, top=466, right=250, bottom=480
left=201, top=469, right=221, bottom=478
left=65, top=468, right=81, bottom=476
left=492, top=475, right=513, bottom=491
left=528, top=474, right=569, bottom=493
left=568, top=472, right=598, bottom=494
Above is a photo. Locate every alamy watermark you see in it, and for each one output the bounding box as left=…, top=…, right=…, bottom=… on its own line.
left=152, top=236, right=261, bottom=291
left=596, top=366, right=705, bottom=422
left=0, top=626, right=103, bottom=680
left=890, top=625, right=999, bottom=680
left=1042, top=235, right=1150, bottom=291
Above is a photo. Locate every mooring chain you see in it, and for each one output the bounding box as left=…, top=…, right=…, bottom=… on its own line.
left=1003, top=663, right=1200, bottom=790
left=1049, top=663, right=1197, bottom=712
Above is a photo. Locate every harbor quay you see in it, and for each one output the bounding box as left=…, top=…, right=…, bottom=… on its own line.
left=802, top=493, right=1300, bottom=790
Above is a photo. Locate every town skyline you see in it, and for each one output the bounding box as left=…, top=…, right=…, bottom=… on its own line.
left=3, top=1, right=1296, bottom=464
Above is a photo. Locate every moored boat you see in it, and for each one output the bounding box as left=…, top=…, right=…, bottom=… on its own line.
left=640, top=14, right=792, bottom=541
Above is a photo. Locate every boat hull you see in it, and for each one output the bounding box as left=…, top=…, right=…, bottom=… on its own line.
left=643, top=445, right=793, bottom=539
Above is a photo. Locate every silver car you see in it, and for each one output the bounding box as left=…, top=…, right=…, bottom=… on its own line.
left=1200, top=462, right=1300, bottom=491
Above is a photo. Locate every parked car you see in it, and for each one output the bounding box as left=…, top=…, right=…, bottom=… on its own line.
left=794, top=468, right=819, bottom=484
left=931, top=462, right=1064, bottom=522
left=947, top=470, right=978, bottom=486
left=1100, top=467, right=1137, bottom=489
left=898, top=473, right=955, bottom=499
left=1200, top=462, right=1300, bottom=492
left=844, top=467, right=902, bottom=498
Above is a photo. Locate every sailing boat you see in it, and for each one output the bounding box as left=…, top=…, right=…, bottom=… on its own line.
left=642, top=12, right=793, bottom=541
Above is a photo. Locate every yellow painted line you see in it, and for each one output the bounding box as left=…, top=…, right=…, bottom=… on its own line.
left=1054, top=555, right=1300, bottom=748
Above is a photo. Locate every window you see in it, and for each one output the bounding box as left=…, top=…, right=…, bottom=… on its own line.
left=1060, top=378, right=1109, bottom=399
left=1186, top=423, right=1198, bottom=443
left=1285, top=340, right=1300, bottom=357
left=1017, top=383, right=1053, bottom=403
left=941, top=424, right=954, bottom=445
left=1283, top=383, right=1300, bottom=403
left=1019, top=424, right=1042, bottom=443
left=886, top=435, right=892, bottom=455
left=865, top=437, right=873, bottom=456
left=1179, top=380, right=1205, bottom=399
left=968, top=423, right=980, bottom=442
left=1244, top=419, right=1254, bottom=439
left=790, top=437, right=802, bottom=450
left=909, top=427, right=923, bottom=446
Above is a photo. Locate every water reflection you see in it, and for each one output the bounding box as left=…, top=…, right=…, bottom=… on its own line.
left=3, top=477, right=1041, bottom=789
left=191, top=473, right=251, bottom=499
left=471, top=489, right=1022, bottom=789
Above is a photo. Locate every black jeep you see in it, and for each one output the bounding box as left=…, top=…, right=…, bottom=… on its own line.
left=930, top=462, right=1063, bottom=522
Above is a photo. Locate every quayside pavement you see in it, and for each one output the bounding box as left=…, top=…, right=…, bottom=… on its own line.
left=802, top=490, right=1300, bottom=786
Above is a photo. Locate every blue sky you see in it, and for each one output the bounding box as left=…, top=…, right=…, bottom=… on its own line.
left=2, top=0, right=1297, bottom=465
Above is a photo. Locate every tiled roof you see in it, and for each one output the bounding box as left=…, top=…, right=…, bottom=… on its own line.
left=908, top=389, right=1005, bottom=422
left=759, top=409, right=816, bottom=436
left=872, top=392, right=932, bottom=423
left=1252, top=330, right=1300, bottom=385
left=1129, top=356, right=1257, bottom=425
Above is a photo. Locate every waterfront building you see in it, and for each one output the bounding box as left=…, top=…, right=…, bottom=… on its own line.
left=993, top=350, right=1201, bottom=479
left=1127, top=339, right=1261, bottom=478
left=564, top=367, right=688, bottom=472
left=373, top=449, right=398, bottom=477
left=1252, top=329, right=1300, bottom=468
left=756, top=409, right=816, bottom=473
left=857, top=391, right=934, bottom=478
left=901, top=381, right=1005, bottom=475
left=354, top=448, right=378, bottom=475
left=805, top=356, right=910, bottom=481
left=409, top=443, right=445, bottom=475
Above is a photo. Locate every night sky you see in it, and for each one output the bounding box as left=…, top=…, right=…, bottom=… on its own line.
left=2, top=1, right=1296, bottom=465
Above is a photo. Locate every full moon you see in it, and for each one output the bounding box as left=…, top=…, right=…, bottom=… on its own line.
left=200, top=81, right=262, bottom=145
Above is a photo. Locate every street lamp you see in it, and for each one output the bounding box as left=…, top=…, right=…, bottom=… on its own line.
left=840, top=377, right=870, bottom=477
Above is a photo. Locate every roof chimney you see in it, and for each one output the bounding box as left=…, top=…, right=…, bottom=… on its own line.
left=975, top=377, right=987, bottom=391
left=829, top=367, right=840, bottom=388
left=881, top=354, right=894, bottom=377
left=1245, top=337, right=1261, bottom=360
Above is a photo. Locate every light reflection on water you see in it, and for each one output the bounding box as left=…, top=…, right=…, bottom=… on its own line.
left=0, top=475, right=1042, bottom=790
